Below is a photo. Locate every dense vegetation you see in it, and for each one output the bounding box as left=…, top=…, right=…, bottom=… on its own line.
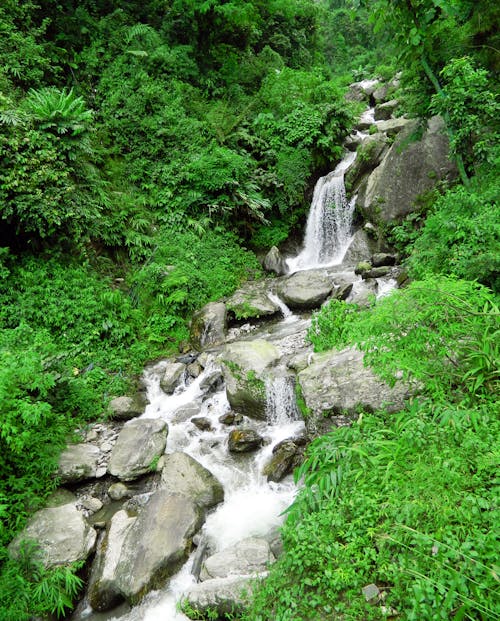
left=0, top=0, right=498, bottom=618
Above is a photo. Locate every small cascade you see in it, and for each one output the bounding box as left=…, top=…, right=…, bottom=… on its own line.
left=265, top=375, right=300, bottom=425
left=287, top=151, right=357, bottom=272
left=267, top=291, right=295, bottom=322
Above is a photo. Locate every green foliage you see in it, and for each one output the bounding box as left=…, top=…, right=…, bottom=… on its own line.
left=246, top=401, right=500, bottom=620
left=309, top=277, right=499, bottom=403
left=408, top=172, right=500, bottom=291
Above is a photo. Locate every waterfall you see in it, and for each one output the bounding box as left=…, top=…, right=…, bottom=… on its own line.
left=267, top=291, right=295, bottom=322
left=287, top=151, right=357, bottom=273
left=265, top=375, right=300, bottom=425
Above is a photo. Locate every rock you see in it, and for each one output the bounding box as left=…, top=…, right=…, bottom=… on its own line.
left=347, top=279, right=378, bottom=307
left=228, top=428, right=263, bottom=453
left=200, top=537, right=274, bottom=581
left=108, top=482, right=132, bottom=501
left=107, top=419, right=168, bottom=481
left=57, top=443, right=101, bottom=483
left=199, top=368, right=224, bottom=393
left=191, top=417, right=213, bottom=431
left=88, top=510, right=136, bottom=611
left=81, top=497, right=104, bottom=513
left=298, top=348, right=411, bottom=437
left=372, top=84, right=389, bottom=103
left=160, top=452, right=224, bottom=510
left=354, top=261, right=372, bottom=275
left=114, top=490, right=203, bottom=603
left=226, top=281, right=279, bottom=320
left=278, top=269, right=334, bottom=310
left=374, top=99, right=399, bottom=121
left=9, top=503, right=96, bottom=568
left=221, top=340, right=280, bottom=420
left=182, top=575, right=256, bottom=618
left=187, top=361, right=202, bottom=378
left=362, top=266, right=391, bottom=279
left=374, top=117, right=413, bottom=136
left=262, top=440, right=298, bottom=482
left=362, top=583, right=381, bottom=603
left=333, top=282, right=353, bottom=301
left=372, top=252, right=396, bottom=267
left=345, top=134, right=388, bottom=190
left=176, top=353, right=199, bottom=365
left=263, top=246, right=288, bottom=276
left=172, top=402, right=202, bottom=423
left=190, top=302, right=227, bottom=350
left=160, top=362, right=185, bottom=394
left=344, top=132, right=364, bottom=151
left=345, top=79, right=381, bottom=103
left=342, top=230, right=377, bottom=266
left=219, top=412, right=243, bottom=425
left=109, top=395, right=146, bottom=420
left=357, top=116, right=457, bottom=225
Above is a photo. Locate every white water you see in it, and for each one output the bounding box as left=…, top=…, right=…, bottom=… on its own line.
left=101, top=355, right=304, bottom=621
left=267, top=291, right=295, bottom=322
left=287, top=151, right=357, bottom=273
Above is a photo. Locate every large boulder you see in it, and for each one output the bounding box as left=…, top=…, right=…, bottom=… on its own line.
left=108, top=395, right=147, bottom=420
left=345, top=133, right=388, bottom=191
left=374, top=99, right=399, bottom=121
left=263, top=246, right=288, bottom=276
left=114, top=490, right=203, bottom=604
left=200, top=537, right=273, bottom=581
left=88, top=510, right=136, bottom=611
left=226, top=281, right=279, bottom=320
left=57, top=443, right=101, bottom=484
left=221, top=340, right=280, bottom=420
left=357, top=116, right=456, bottom=224
left=228, top=428, right=263, bottom=453
left=278, top=269, right=334, bottom=310
left=190, top=302, right=227, bottom=350
left=298, top=347, right=410, bottom=437
left=182, top=575, right=256, bottom=618
left=9, top=502, right=96, bottom=568
left=160, top=362, right=185, bottom=394
left=107, top=419, right=167, bottom=481
left=374, top=117, right=413, bottom=136
left=342, top=229, right=378, bottom=266
left=160, top=452, right=224, bottom=510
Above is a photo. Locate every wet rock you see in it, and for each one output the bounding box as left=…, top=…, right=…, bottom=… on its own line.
left=345, top=133, right=388, bottom=190
left=219, top=412, right=243, bottom=425
left=187, top=361, right=202, bottom=378
left=160, top=362, right=185, bottom=394
left=57, top=443, right=101, bottom=484
left=114, top=490, right=203, bottom=604
left=226, top=281, right=279, bottom=320
left=342, top=230, right=377, bottom=266
left=108, top=482, right=133, bottom=501
left=176, top=353, right=199, bottom=365
left=191, top=416, right=213, bottom=432
left=172, top=402, right=202, bottom=423
left=374, top=99, right=399, bottom=121
left=263, top=246, right=288, bottom=276
left=278, top=269, right=334, bottom=310
left=190, top=302, right=227, bottom=350
left=160, top=452, right=224, bottom=510
left=109, top=395, right=147, bottom=420
left=88, top=510, right=136, bottom=611
left=372, top=252, right=396, bottom=267
left=262, top=440, right=298, bottom=482
left=200, top=537, right=274, bottom=581
left=362, top=266, right=391, bottom=279
left=199, top=368, right=224, bottom=393
left=228, top=428, right=263, bottom=453
left=333, top=282, right=354, bottom=301
left=9, top=502, right=96, bottom=568
left=182, top=575, right=256, bottom=618
left=354, top=261, right=372, bottom=275
left=81, top=497, right=104, bottom=513
left=347, top=279, right=378, bottom=307
left=107, top=419, right=168, bottom=481
left=298, top=347, right=411, bottom=437
left=221, top=340, right=280, bottom=420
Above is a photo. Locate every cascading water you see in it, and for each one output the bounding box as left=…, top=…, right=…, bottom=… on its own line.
left=267, top=291, right=295, bottom=322
left=93, top=355, right=305, bottom=621
left=287, top=151, right=357, bottom=273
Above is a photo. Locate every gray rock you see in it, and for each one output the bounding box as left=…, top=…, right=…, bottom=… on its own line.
left=345, top=134, right=388, bottom=191
left=109, top=395, right=146, bottom=420
left=160, top=362, right=185, bottom=394
left=81, top=497, right=104, bottom=513
left=107, top=419, right=168, bottom=481
left=342, top=230, right=377, bottom=266
left=191, top=416, right=213, bottom=431
left=362, top=583, right=381, bottom=602
left=298, top=348, right=410, bottom=436
left=333, top=282, right=354, bottom=301
left=278, top=269, right=334, bottom=310
left=182, top=575, right=256, bottom=618
left=354, top=261, right=372, bottom=275
left=199, top=368, right=224, bottom=393
left=262, top=440, right=298, bottom=482
left=263, top=246, right=288, bottom=276
left=200, top=537, right=273, bottom=581
left=160, top=452, right=224, bottom=510
left=374, top=99, right=399, bottom=121
left=190, top=302, right=227, bottom=350
left=172, top=401, right=202, bottom=423
left=375, top=117, right=413, bottom=136
left=187, top=361, right=202, bottom=378
left=228, top=428, right=263, bottom=453
left=226, top=281, right=279, bottom=320
left=108, top=482, right=132, bottom=501
left=358, top=117, right=457, bottom=224
left=57, top=443, right=101, bottom=483
left=345, top=79, right=381, bottom=103
left=372, top=84, right=389, bottom=103
left=88, top=510, right=136, bottom=611
left=114, top=490, right=203, bottom=603
left=221, top=340, right=280, bottom=420
left=347, top=279, right=378, bottom=307
left=372, top=253, right=396, bottom=267
left=9, top=503, right=96, bottom=568
left=362, top=266, right=391, bottom=279
left=219, top=412, right=243, bottom=425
